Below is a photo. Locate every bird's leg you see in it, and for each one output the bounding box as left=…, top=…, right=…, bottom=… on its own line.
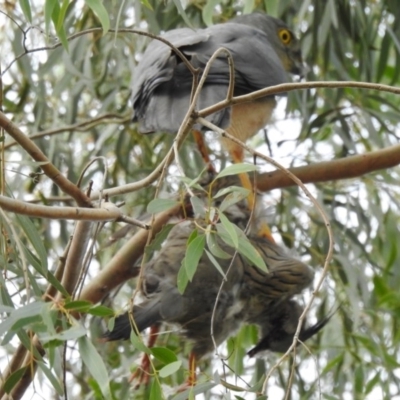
left=193, top=130, right=216, bottom=174
left=188, top=352, right=197, bottom=386
left=129, top=325, right=159, bottom=388
left=175, top=352, right=197, bottom=393
left=230, top=147, right=275, bottom=243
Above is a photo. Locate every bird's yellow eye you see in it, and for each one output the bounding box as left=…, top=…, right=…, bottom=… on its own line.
left=278, top=28, right=292, bottom=45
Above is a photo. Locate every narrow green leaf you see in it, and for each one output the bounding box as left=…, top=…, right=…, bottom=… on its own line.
left=140, top=0, right=153, bottom=10
left=215, top=163, right=257, bottom=179
left=159, top=360, right=182, bottom=378
left=84, top=0, right=110, bottom=34
left=178, top=175, right=205, bottom=191
left=64, top=300, right=92, bottom=311
left=183, top=234, right=205, bottom=281
left=0, top=301, right=44, bottom=337
left=44, top=0, right=57, bottom=33
left=214, top=186, right=250, bottom=199
left=151, top=347, right=178, bottom=364
left=78, top=336, right=111, bottom=398
left=37, top=360, right=64, bottom=395
left=51, top=1, right=69, bottom=50
left=145, top=224, right=175, bottom=258
left=202, top=0, right=219, bottom=26
left=17, top=330, right=45, bottom=360
left=22, top=245, right=46, bottom=278
left=219, top=190, right=248, bottom=213
left=177, top=264, right=189, bottom=294
left=130, top=330, right=151, bottom=354
left=87, top=305, right=115, bottom=317
left=56, top=0, right=70, bottom=30
left=190, top=195, right=206, bottom=218
left=40, top=324, right=86, bottom=343
left=11, top=315, right=42, bottom=331
left=171, top=0, right=193, bottom=28
left=4, top=367, right=27, bottom=394
left=46, top=270, right=69, bottom=297
left=41, top=304, right=56, bottom=334
left=150, top=378, right=163, bottom=399
left=376, top=31, right=391, bottom=82
left=205, top=250, right=227, bottom=279
left=147, top=198, right=180, bottom=214
left=236, top=236, right=267, bottom=273
left=219, top=212, right=238, bottom=249
left=216, top=223, right=267, bottom=272
left=16, top=213, right=48, bottom=273
left=243, top=0, right=255, bottom=14
left=206, top=230, right=231, bottom=259
left=187, top=228, right=198, bottom=244
left=219, top=378, right=248, bottom=391
left=19, top=0, right=32, bottom=22
left=365, top=371, right=381, bottom=395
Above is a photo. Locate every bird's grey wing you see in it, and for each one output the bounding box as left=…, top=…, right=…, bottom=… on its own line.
left=132, top=24, right=288, bottom=133
left=132, top=28, right=212, bottom=131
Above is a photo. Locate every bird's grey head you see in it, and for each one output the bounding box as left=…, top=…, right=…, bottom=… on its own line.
left=232, top=13, right=308, bottom=77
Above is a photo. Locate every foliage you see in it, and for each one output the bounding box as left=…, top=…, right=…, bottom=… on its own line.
left=1, top=0, right=400, bottom=399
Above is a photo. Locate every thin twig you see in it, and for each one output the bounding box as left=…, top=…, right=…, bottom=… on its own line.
left=4, top=113, right=131, bottom=149
left=1, top=28, right=196, bottom=78
left=198, top=80, right=400, bottom=119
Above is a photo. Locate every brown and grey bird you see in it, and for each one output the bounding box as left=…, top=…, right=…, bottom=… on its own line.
left=103, top=219, right=320, bottom=384
left=103, top=180, right=325, bottom=385
left=131, top=13, right=306, bottom=239
left=103, top=219, right=247, bottom=384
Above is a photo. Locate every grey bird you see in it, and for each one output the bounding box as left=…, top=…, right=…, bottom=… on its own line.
left=131, top=13, right=306, bottom=240
left=131, top=13, right=306, bottom=162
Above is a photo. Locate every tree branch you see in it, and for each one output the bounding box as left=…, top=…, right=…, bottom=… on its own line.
left=256, top=143, right=400, bottom=192
left=0, top=112, right=91, bottom=207
left=78, top=203, right=182, bottom=305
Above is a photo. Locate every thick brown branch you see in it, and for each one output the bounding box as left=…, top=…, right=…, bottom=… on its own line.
left=60, top=221, right=94, bottom=296
left=256, top=143, right=400, bottom=192
left=78, top=204, right=182, bottom=305
left=0, top=196, right=119, bottom=220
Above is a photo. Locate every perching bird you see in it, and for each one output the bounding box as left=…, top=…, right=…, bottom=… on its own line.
left=103, top=219, right=247, bottom=384
left=247, top=299, right=333, bottom=357
left=132, top=12, right=305, bottom=144
left=103, top=192, right=323, bottom=386
left=131, top=13, right=306, bottom=239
